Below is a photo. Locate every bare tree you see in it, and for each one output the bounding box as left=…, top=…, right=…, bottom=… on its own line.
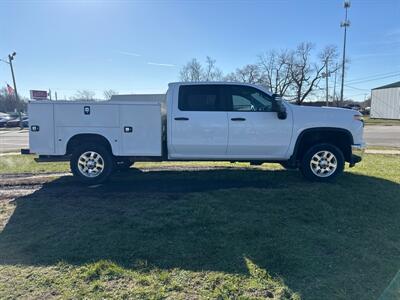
left=225, top=64, right=262, bottom=84
left=179, top=45, right=341, bottom=105
left=257, top=50, right=293, bottom=96
left=103, top=89, right=118, bottom=100
left=288, top=43, right=339, bottom=104
left=180, top=58, right=203, bottom=82
left=71, top=90, right=96, bottom=101
left=179, top=57, right=223, bottom=82
left=320, top=45, right=340, bottom=73
left=203, top=56, right=223, bottom=81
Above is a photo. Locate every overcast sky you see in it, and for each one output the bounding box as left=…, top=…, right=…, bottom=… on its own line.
left=1, top=0, right=399, bottom=101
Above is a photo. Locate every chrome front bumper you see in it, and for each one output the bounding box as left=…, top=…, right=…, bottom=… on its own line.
left=349, top=143, right=366, bottom=167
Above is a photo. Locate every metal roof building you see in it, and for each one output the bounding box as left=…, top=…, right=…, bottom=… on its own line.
left=371, top=81, right=400, bottom=119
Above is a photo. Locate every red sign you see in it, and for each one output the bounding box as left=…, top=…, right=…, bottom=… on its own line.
left=30, top=90, right=48, bottom=100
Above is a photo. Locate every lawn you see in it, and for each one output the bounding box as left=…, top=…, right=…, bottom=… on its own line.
left=364, top=116, right=400, bottom=126
left=0, top=154, right=399, bottom=299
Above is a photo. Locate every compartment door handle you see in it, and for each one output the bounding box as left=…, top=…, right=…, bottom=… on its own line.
left=124, top=126, right=133, bottom=133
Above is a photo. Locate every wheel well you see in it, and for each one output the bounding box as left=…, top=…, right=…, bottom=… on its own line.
left=66, top=134, right=113, bottom=155
left=295, top=129, right=353, bottom=162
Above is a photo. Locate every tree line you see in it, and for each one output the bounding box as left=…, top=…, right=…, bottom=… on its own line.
left=0, top=88, right=27, bottom=113
left=180, top=42, right=343, bottom=105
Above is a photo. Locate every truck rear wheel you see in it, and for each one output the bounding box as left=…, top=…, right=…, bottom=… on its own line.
left=300, top=143, right=344, bottom=182
left=70, top=144, right=114, bottom=184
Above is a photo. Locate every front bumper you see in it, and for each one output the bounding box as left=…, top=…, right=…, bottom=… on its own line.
left=349, top=143, right=365, bottom=167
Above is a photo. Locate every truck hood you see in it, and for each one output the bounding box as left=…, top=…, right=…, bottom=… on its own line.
left=287, top=103, right=362, bottom=133
left=288, top=103, right=360, bottom=119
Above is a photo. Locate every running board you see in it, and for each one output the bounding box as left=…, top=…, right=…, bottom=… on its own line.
left=35, top=155, right=70, bottom=162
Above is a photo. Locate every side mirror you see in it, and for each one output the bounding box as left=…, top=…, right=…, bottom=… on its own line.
left=277, top=107, right=287, bottom=120
left=273, top=94, right=287, bottom=120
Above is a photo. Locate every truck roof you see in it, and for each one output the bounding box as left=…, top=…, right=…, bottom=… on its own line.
left=168, top=81, right=272, bottom=95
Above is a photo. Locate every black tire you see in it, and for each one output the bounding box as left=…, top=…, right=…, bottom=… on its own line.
left=300, top=143, right=344, bottom=182
left=115, top=158, right=135, bottom=171
left=70, top=143, right=114, bottom=184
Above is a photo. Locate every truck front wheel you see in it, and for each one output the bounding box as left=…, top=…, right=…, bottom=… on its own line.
left=70, top=144, right=114, bottom=184
left=300, top=143, right=344, bottom=182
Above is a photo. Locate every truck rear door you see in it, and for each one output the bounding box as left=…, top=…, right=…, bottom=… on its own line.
left=169, top=84, right=228, bottom=159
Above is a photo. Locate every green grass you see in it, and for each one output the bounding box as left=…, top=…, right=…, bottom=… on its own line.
left=0, top=261, right=296, bottom=299
left=0, top=154, right=399, bottom=299
left=364, top=116, right=400, bottom=126
left=0, top=155, right=70, bottom=174
left=0, top=154, right=283, bottom=174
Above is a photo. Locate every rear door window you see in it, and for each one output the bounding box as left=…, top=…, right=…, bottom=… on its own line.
left=178, top=85, right=224, bottom=111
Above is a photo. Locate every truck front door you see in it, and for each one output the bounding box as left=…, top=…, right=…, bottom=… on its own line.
left=224, top=85, right=293, bottom=159
left=170, top=84, right=228, bottom=159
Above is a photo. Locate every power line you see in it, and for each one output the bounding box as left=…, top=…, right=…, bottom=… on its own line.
left=347, top=70, right=400, bottom=83
left=344, top=84, right=369, bottom=91
left=347, top=73, right=400, bottom=85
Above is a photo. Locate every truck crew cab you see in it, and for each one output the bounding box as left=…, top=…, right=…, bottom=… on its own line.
left=27, top=82, right=365, bottom=183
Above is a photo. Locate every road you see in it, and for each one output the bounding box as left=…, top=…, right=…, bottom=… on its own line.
left=0, top=129, right=29, bottom=153
left=363, top=126, right=400, bottom=148
left=0, top=126, right=399, bottom=153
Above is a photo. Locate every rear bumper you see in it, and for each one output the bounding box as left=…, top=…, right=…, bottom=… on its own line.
left=349, top=143, right=365, bottom=167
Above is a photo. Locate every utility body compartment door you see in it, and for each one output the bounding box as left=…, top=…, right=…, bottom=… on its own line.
left=119, top=103, right=162, bottom=156
left=28, top=102, right=55, bottom=155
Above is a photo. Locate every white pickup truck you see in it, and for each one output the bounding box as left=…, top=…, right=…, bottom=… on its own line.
left=26, top=82, right=365, bottom=183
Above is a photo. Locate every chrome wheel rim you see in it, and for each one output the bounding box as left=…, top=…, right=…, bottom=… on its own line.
left=310, top=150, right=337, bottom=177
left=77, top=151, right=105, bottom=178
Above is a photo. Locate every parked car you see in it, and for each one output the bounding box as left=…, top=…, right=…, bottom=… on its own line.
left=22, top=118, right=29, bottom=128
left=361, top=106, right=370, bottom=115
left=6, top=116, right=28, bottom=127
left=26, top=82, right=365, bottom=184
left=0, top=116, right=13, bottom=127
left=343, top=104, right=362, bottom=111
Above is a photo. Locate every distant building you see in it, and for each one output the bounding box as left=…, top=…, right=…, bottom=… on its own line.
left=371, top=81, right=400, bottom=119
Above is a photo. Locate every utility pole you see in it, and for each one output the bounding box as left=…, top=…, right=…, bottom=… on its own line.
left=321, top=57, right=330, bottom=107
left=8, top=52, right=23, bottom=129
left=8, top=52, right=19, bottom=103
left=1, top=52, right=22, bottom=128
left=325, top=61, right=329, bottom=106
left=339, top=1, right=351, bottom=106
